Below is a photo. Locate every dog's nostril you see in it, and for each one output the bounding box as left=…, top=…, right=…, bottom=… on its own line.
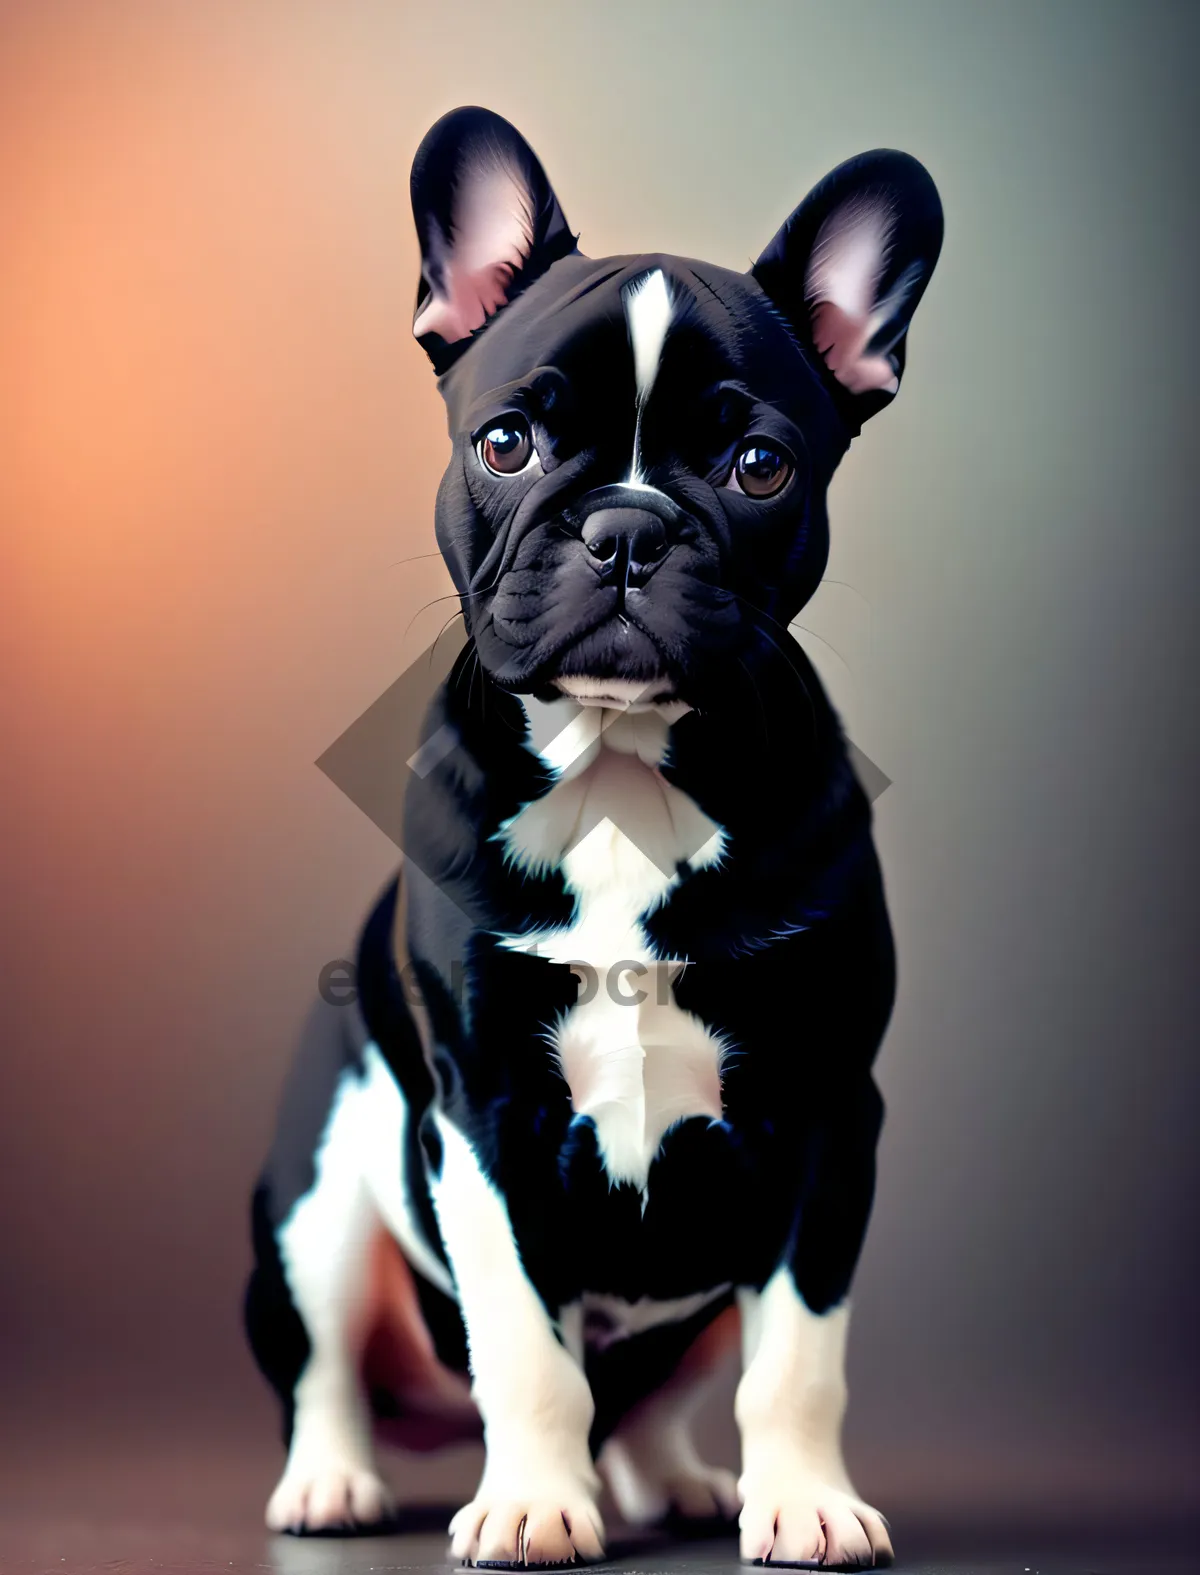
left=631, top=521, right=666, bottom=565
left=587, top=532, right=619, bottom=564
left=582, top=508, right=667, bottom=572
left=582, top=510, right=626, bottom=564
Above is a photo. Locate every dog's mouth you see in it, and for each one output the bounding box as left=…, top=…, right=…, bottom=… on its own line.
left=476, top=507, right=743, bottom=704
left=553, top=674, right=681, bottom=712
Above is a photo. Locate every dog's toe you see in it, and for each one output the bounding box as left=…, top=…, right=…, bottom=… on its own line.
left=451, top=1489, right=605, bottom=1566
left=739, top=1477, right=893, bottom=1570
left=266, top=1462, right=395, bottom=1534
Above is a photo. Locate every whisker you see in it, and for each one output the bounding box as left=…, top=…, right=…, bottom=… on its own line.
left=789, top=622, right=852, bottom=671
left=728, top=585, right=851, bottom=686
left=729, top=590, right=811, bottom=651
left=818, top=576, right=873, bottom=611
left=402, top=563, right=509, bottom=643
left=476, top=645, right=488, bottom=724
left=404, top=592, right=466, bottom=643
left=467, top=643, right=482, bottom=716
left=726, top=592, right=819, bottom=748
left=428, top=610, right=466, bottom=668
left=384, top=550, right=445, bottom=570
left=757, top=625, right=819, bottom=748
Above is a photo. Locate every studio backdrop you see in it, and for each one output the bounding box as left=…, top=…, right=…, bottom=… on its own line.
left=1, top=0, right=1196, bottom=1532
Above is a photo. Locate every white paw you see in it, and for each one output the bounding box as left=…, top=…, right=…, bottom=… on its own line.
left=266, top=1461, right=396, bottom=1534
left=449, top=1484, right=606, bottom=1566
left=738, top=1474, right=893, bottom=1570
left=601, top=1441, right=741, bottom=1526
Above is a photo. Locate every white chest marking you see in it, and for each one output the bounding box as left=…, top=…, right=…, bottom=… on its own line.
left=500, top=702, right=729, bottom=1190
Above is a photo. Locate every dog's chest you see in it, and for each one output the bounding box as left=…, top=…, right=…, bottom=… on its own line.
left=498, top=705, right=728, bottom=1191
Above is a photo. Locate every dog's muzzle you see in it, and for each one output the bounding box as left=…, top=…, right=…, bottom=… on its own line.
left=562, top=483, right=682, bottom=593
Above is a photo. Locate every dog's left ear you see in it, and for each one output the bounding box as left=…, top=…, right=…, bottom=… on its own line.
left=410, top=106, right=579, bottom=374
left=752, top=150, right=943, bottom=425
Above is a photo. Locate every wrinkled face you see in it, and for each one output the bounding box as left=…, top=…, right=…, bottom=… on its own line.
left=409, top=109, right=942, bottom=706
left=434, top=254, right=849, bottom=703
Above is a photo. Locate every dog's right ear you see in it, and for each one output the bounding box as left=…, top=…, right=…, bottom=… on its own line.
left=410, top=107, right=578, bottom=375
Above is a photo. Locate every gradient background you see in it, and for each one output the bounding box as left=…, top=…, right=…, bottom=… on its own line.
left=2, top=0, right=1197, bottom=1550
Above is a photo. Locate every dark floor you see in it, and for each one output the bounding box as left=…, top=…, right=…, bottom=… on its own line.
left=2, top=1519, right=1199, bottom=1575
left=2, top=1416, right=1196, bottom=1575
left=3, top=1505, right=1199, bottom=1575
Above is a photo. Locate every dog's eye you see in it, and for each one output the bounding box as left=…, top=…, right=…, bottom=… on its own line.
left=728, top=444, right=792, bottom=499
left=478, top=419, right=534, bottom=476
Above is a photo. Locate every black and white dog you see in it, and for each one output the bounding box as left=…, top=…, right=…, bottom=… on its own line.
left=246, top=107, right=942, bottom=1570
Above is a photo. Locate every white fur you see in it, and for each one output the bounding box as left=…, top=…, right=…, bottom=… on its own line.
left=269, top=1051, right=398, bottom=1531
left=499, top=705, right=728, bottom=1189
left=736, top=1270, right=851, bottom=1485
left=582, top=1286, right=730, bottom=1351
left=624, top=267, right=672, bottom=404
left=555, top=675, right=689, bottom=720
left=804, top=194, right=917, bottom=397
left=805, top=196, right=895, bottom=326
left=356, top=1043, right=456, bottom=1297
left=734, top=1268, right=892, bottom=1566
left=554, top=959, right=726, bottom=1190
left=559, top=1299, right=586, bottom=1366
left=623, top=267, right=673, bottom=483
left=430, top=1111, right=605, bottom=1563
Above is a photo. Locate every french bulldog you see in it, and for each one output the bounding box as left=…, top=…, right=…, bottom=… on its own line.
left=246, top=105, right=942, bottom=1570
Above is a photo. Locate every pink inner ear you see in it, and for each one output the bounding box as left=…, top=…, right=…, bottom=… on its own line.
left=413, top=158, right=534, bottom=345
left=412, top=257, right=518, bottom=344
left=811, top=301, right=900, bottom=396
left=805, top=197, right=903, bottom=397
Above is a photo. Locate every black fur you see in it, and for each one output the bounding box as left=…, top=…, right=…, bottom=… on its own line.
left=246, top=104, right=941, bottom=1521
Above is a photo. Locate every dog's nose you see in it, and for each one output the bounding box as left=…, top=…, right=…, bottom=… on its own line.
left=581, top=508, right=667, bottom=587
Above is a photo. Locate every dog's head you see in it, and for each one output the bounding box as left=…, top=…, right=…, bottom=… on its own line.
left=410, top=107, right=941, bottom=709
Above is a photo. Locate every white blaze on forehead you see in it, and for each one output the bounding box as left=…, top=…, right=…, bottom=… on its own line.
left=622, top=268, right=673, bottom=484
left=623, top=268, right=673, bottom=403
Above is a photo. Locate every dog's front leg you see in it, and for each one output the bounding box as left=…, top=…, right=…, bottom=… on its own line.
left=735, top=1080, right=893, bottom=1570
left=429, top=1113, right=604, bottom=1567
left=735, top=1274, right=890, bottom=1569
